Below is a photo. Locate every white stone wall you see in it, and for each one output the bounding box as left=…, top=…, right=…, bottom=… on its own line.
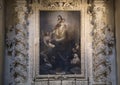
left=0, top=0, right=4, bottom=84
left=115, top=0, right=120, bottom=84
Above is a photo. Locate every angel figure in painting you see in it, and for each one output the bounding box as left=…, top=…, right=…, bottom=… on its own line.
left=43, top=32, right=55, bottom=48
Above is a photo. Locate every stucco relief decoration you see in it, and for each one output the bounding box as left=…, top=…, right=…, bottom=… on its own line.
left=39, top=0, right=81, bottom=9
left=90, top=2, right=114, bottom=84
left=6, top=0, right=29, bottom=85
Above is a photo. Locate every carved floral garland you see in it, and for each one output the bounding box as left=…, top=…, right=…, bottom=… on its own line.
left=91, top=4, right=114, bottom=84
left=6, top=1, right=29, bottom=85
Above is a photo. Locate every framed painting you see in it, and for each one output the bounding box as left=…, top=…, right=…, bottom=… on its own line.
left=39, top=11, right=82, bottom=77
left=33, top=5, right=86, bottom=79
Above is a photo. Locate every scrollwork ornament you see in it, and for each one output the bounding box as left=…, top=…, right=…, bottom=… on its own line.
left=6, top=0, right=30, bottom=85
left=39, top=0, right=81, bottom=9
left=91, top=2, right=114, bottom=84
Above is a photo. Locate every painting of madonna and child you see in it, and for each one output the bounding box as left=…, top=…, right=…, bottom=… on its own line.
left=39, top=11, right=81, bottom=75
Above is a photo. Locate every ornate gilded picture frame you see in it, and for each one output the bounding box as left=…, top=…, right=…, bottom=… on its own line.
left=33, top=0, right=86, bottom=80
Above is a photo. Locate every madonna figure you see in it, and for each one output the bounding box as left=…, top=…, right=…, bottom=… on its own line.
left=52, top=15, right=67, bottom=42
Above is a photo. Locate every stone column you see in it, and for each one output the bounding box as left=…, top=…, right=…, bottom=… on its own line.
left=5, top=0, right=29, bottom=85
left=90, top=0, right=116, bottom=84
left=0, top=0, right=4, bottom=85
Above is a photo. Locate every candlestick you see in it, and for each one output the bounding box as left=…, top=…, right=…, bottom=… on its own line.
left=48, top=74, right=50, bottom=85
left=48, top=74, right=49, bottom=78
left=74, top=74, right=76, bottom=85
left=61, top=79, right=62, bottom=85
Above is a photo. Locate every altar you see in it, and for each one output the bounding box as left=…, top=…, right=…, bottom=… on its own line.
left=4, top=0, right=117, bottom=85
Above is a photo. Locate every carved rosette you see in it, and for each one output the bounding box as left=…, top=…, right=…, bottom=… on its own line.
left=90, top=1, right=114, bottom=84
left=6, top=0, right=29, bottom=85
